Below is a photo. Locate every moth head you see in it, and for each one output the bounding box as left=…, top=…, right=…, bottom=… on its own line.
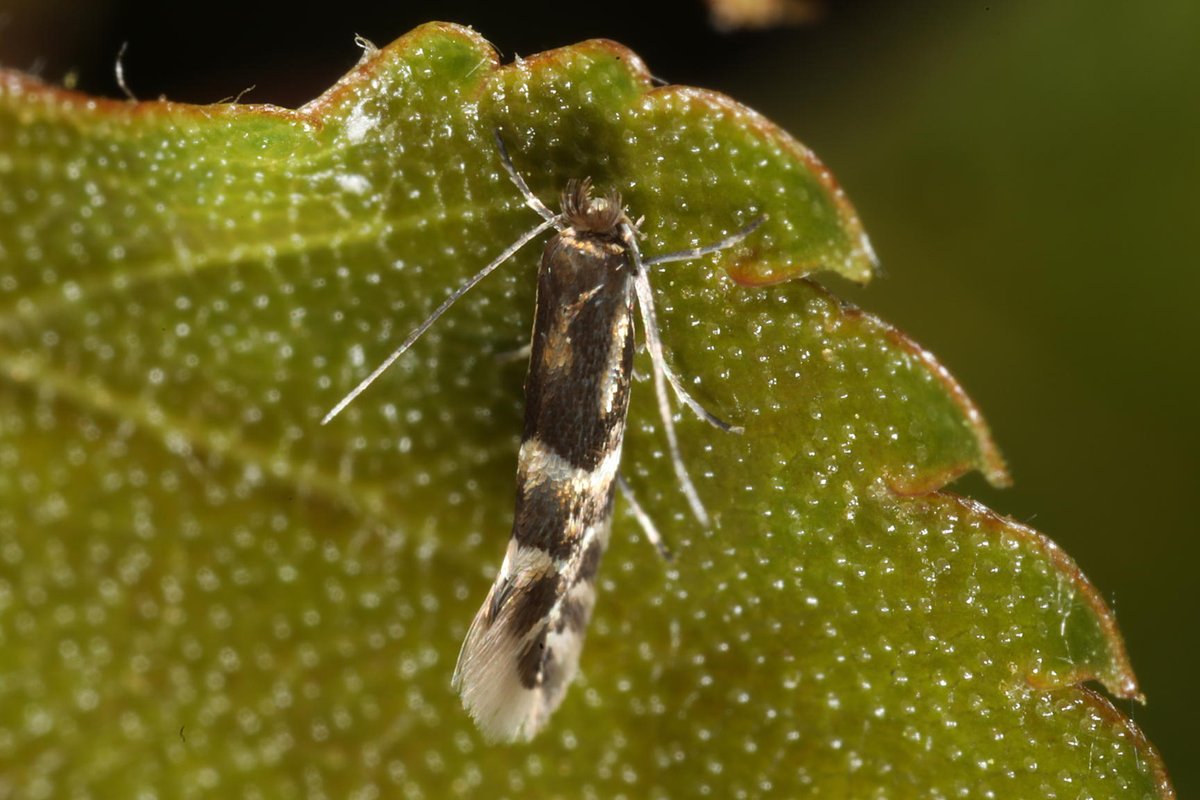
left=560, top=178, right=628, bottom=235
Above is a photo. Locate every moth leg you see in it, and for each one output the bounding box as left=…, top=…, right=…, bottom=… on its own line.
left=639, top=217, right=765, bottom=433
left=644, top=216, right=766, bottom=266
left=660, top=359, right=744, bottom=434
left=617, top=475, right=672, bottom=561
left=494, top=342, right=533, bottom=365
left=623, top=223, right=710, bottom=527
left=635, top=343, right=742, bottom=433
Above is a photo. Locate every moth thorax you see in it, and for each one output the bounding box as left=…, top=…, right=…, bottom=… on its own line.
left=560, top=178, right=626, bottom=235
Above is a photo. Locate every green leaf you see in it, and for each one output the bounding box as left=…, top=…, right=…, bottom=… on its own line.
left=0, top=22, right=1171, bottom=798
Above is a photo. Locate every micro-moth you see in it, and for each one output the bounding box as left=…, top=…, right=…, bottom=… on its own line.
left=324, top=132, right=761, bottom=742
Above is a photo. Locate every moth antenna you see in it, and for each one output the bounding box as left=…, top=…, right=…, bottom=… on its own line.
left=645, top=215, right=766, bottom=266
left=617, top=474, right=672, bottom=560
left=623, top=222, right=711, bottom=526
left=493, top=130, right=561, bottom=228
left=321, top=216, right=556, bottom=425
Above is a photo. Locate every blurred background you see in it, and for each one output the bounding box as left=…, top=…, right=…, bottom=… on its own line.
left=1, top=0, right=1195, bottom=792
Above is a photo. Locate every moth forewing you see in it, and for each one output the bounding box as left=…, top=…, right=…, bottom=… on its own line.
left=452, top=187, right=637, bottom=742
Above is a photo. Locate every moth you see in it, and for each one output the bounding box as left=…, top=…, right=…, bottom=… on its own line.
left=323, top=132, right=762, bottom=742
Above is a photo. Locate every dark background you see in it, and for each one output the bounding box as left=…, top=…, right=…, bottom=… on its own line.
left=2, top=0, right=1195, bottom=792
